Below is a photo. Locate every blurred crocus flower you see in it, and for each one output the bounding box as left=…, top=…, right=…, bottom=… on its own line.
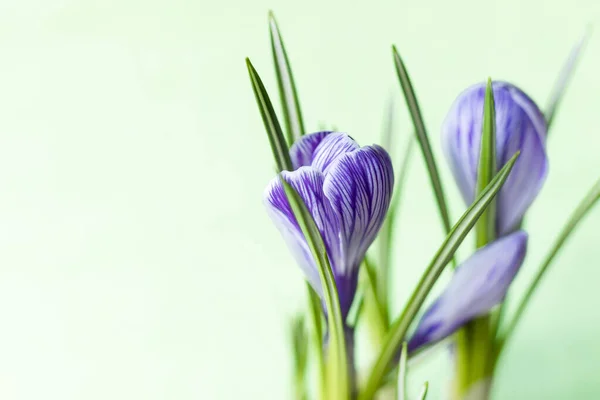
left=264, top=131, right=394, bottom=319
left=441, top=81, right=548, bottom=236
left=408, top=231, right=528, bottom=351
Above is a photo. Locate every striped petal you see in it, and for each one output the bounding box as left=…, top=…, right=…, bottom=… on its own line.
left=289, top=131, right=332, bottom=169
left=263, top=167, right=341, bottom=297
left=289, top=131, right=360, bottom=174
left=408, top=231, right=528, bottom=352
left=322, top=145, right=394, bottom=313
left=312, top=132, right=360, bottom=173
left=441, top=81, right=548, bottom=235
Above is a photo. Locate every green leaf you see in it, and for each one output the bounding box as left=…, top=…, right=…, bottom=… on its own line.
left=358, top=256, right=388, bottom=344
left=357, top=153, right=520, bottom=400
left=248, top=55, right=325, bottom=398
left=281, top=178, right=349, bottom=400
left=417, top=382, right=429, bottom=400
left=345, top=281, right=365, bottom=328
left=246, top=58, right=293, bottom=172
left=379, top=136, right=414, bottom=286
left=475, top=78, right=498, bottom=247
left=291, top=315, right=308, bottom=375
left=495, top=177, right=600, bottom=360
left=455, top=78, right=498, bottom=388
left=392, top=45, right=452, bottom=235
left=382, top=94, right=395, bottom=152
left=290, top=315, right=309, bottom=400
left=545, top=27, right=591, bottom=131
left=269, top=11, right=306, bottom=145
left=378, top=100, right=415, bottom=316
left=307, top=284, right=326, bottom=399
left=397, top=342, right=408, bottom=400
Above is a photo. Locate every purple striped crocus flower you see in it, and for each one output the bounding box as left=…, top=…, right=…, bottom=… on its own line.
left=408, top=82, right=547, bottom=352
left=441, top=81, right=548, bottom=236
left=264, top=131, right=394, bottom=319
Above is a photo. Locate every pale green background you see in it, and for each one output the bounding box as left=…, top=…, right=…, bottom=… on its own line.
left=0, top=0, right=598, bottom=399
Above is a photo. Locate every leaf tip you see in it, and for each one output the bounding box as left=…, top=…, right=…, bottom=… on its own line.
left=268, top=10, right=278, bottom=27
left=583, top=23, right=593, bottom=40
left=508, top=150, right=521, bottom=164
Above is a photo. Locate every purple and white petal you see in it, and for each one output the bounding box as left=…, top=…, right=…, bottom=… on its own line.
left=408, top=231, right=528, bottom=352
left=289, top=131, right=332, bottom=169
left=323, top=145, right=394, bottom=276
left=441, top=81, right=548, bottom=235
left=263, top=167, right=342, bottom=296
left=311, top=132, right=360, bottom=174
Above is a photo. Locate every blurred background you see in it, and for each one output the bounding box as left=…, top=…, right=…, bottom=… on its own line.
left=0, top=0, right=598, bottom=398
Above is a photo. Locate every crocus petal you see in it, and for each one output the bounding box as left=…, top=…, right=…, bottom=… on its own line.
left=408, top=231, right=528, bottom=352
left=289, top=131, right=332, bottom=169
left=441, top=81, right=548, bottom=235
left=311, top=132, right=360, bottom=173
left=495, top=117, right=547, bottom=235
left=263, top=167, right=341, bottom=297
left=323, top=145, right=394, bottom=278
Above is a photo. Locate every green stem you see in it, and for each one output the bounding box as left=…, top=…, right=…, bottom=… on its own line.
left=307, top=285, right=326, bottom=400
left=454, top=329, right=472, bottom=396
left=455, top=317, right=495, bottom=399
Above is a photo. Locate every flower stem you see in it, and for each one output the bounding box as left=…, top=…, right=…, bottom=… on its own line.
left=454, top=317, right=494, bottom=399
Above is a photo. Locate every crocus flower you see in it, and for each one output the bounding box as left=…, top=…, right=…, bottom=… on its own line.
left=441, top=81, right=548, bottom=236
left=408, top=231, right=528, bottom=351
left=264, top=131, right=394, bottom=319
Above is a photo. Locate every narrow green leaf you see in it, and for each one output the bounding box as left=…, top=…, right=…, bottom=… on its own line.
left=545, top=27, right=591, bottom=131
left=475, top=78, right=497, bottom=247
left=378, top=101, right=415, bottom=315
left=457, top=78, right=497, bottom=385
left=417, top=382, right=429, bottom=400
left=281, top=178, right=349, bottom=400
left=291, top=315, right=308, bottom=375
left=346, top=281, right=365, bottom=328
left=359, top=256, right=388, bottom=343
left=358, top=153, right=520, bottom=400
left=348, top=257, right=387, bottom=348
left=246, top=58, right=293, bottom=172
left=290, top=315, right=309, bottom=400
left=249, top=55, right=325, bottom=398
left=269, top=11, right=305, bottom=144
left=363, top=256, right=384, bottom=318
left=397, top=342, right=408, bottom=400
left=495, top=177, right=600, bottom=360
left=382, top=94, right=395, bottom=152
left=307, top=284, right=326, bottom=399
left=392, top=45, right=452, bottom=235
left=379, top=136, right=414, bottom=290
